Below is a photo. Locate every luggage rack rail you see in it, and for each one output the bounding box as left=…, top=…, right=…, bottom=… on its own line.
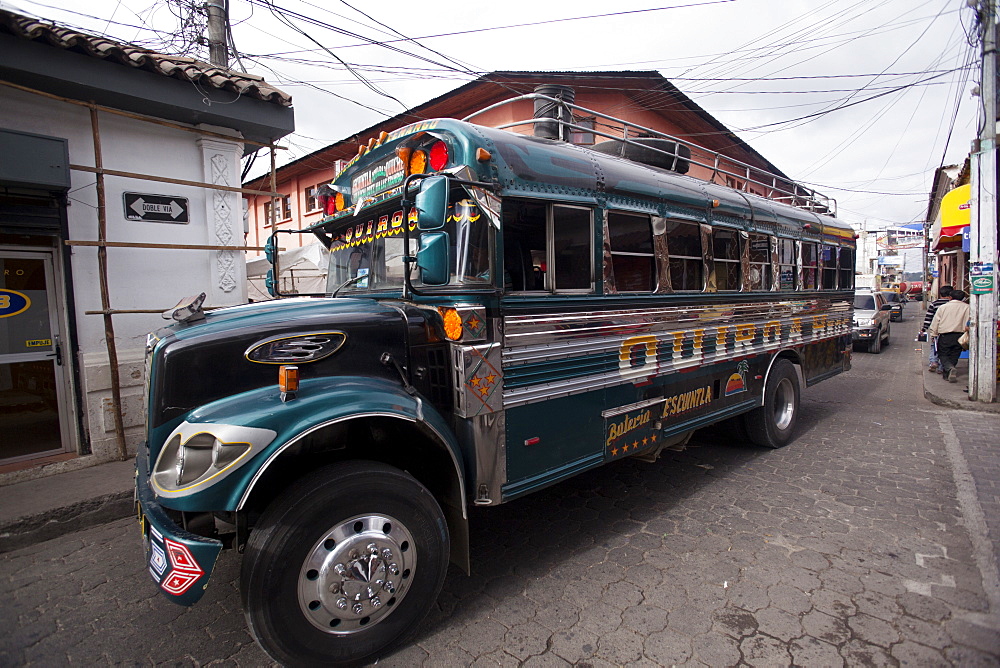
left=464, top=93, right=836, bottom=216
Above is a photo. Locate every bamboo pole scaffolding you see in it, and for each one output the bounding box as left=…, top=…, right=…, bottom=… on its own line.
left=88, top=107, right=129, bottom=462
left=66, top=240, right=269, bottom=251
left=70, top=164, right=281, bottom=197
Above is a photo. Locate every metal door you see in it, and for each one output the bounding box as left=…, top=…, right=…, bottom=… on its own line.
left=0, top=251, right=68, bottom=464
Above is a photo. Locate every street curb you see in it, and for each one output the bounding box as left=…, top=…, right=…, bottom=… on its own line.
left=0, top=491, right=134, bottom=553
left=919, top=338, right=1000, bottom=413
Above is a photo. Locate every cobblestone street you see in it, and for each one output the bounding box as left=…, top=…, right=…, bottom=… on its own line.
left=2, top=316, right=999, bottom=666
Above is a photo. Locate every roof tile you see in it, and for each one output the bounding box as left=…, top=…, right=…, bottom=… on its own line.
left=0, top=9, right=291, bottom=107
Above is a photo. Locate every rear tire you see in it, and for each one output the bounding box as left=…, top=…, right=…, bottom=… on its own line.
left=743, top=359, right=800, bottom=448
left=241, top=461, right=449, bottom=667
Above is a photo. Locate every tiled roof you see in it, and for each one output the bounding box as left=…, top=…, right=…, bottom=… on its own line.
left=0, top=8, right=291, bottom=107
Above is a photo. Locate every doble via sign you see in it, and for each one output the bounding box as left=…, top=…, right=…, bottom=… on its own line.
left=123, top=193, right=189, bottom=223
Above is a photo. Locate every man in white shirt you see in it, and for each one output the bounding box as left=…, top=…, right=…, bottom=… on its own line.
left=928, top=290, right=971, bottom=383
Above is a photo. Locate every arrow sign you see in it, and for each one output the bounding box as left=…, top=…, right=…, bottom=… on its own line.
left=123, top=192, right=190, bottom=223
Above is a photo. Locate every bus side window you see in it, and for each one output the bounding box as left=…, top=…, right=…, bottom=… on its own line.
left=821, top=245, right=838, bottom=289
left=777, top=238, right=796, bottom=290
left=713, top=228, right=742, bottom=291
left=503, top=199, right=547, bottom=291
left=838, top=247, right=854, bottom=289
left=607, top=211, right=655, bottom=292
left=665, top=219, right=703, bottom=291
left=552, top=205, right=592, bottom=291
left=801, top=242, right=819, bottom=290
left=747, top=233, right=772, bottom=290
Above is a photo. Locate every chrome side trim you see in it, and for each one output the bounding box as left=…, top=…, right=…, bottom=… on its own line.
left=502, top=300, right=851, bottom=408
left=601, top=396, right=668, bottom=419
left=237, top=412, right=467, bottom=519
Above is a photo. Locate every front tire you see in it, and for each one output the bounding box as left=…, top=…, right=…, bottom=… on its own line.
left=868, top=329, right=882, bottom=354
left=743, top=359, right=800, bottom=448
left=241, top=461, right=449, bottom=667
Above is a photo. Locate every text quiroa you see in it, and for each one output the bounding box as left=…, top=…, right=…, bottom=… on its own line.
left=617, top=315, right=849, bottom=380
left=332, top=208, right=418, bottom=249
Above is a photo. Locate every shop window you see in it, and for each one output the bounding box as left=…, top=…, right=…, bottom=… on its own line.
left=305, top=184, right=323, bottom=213
left=264, top=196, right=292, bottom=226
left=570, top=117, right=596, bottom=145
left=607, top=211, right=655, bottom=292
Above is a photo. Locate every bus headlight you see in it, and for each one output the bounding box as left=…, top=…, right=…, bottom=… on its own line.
left=152, top=422, right=276, bottom=497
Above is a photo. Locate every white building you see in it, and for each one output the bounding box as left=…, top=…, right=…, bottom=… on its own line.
left=0, top=9, right=293, bottom=478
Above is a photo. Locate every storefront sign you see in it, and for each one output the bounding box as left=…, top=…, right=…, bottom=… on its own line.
left=971, top=275, right=994, bottom=295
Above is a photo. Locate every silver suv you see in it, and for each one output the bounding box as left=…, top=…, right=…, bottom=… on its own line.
left=852, top=290, right=892, bottom=354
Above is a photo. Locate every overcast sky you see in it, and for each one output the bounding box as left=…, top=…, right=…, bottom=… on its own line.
left=12, top=0, right=983, bottom=232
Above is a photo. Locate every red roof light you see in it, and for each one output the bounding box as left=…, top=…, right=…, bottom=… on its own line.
left=429, top=140, right=449, bottom=171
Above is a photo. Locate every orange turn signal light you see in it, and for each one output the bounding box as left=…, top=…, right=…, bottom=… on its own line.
left=409, top=150, right=428, bottom=175
left=439, top=308, right=463, bottom=341
left=279, top=365, right=299, bottom=393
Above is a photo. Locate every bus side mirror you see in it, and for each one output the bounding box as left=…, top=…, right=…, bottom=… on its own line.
left=265, top=269, right=277, bottom=297
left=265, top=234, right=277, bottom=263
left=417, top=231, right=449, bottom=285
left=415, top=175, right=448, bottom=230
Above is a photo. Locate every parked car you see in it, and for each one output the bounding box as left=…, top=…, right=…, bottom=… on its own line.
left=881, top=290, right=906, bottom=321
left=852, top=290, right=892, bottom=353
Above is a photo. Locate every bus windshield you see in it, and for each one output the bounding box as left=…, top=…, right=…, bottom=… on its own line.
left=325, top=189, right=493, bottom=294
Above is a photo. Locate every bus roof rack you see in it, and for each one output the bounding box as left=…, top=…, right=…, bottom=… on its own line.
left=463, top=93, right=836, bottom=217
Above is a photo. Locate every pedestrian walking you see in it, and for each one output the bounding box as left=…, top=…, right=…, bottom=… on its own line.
left=928, top=289, right=970, bottom=383
left=921, top=284, right=952, bottom=372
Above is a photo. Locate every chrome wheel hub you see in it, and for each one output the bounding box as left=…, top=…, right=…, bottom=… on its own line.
left=773, top=377, right=795, bottom=430
left=298, top=514, right=415, bottom=634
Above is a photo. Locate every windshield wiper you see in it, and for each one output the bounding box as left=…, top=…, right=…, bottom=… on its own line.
left=331, top=274, right=366, bottom=297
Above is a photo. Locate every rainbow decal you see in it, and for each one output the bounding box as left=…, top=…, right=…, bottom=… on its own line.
left=724, top=373, right=745, bottom=395
left=724, top=361, right=750, bottom=396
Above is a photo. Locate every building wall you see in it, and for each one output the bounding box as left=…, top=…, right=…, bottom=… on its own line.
left=1, top=86, right=246, bottom=465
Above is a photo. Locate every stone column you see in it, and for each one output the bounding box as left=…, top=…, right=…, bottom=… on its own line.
left=197, top=132, right=247, bottom=305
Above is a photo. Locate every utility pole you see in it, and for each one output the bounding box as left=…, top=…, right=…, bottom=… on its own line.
left=969, top=0, right=997, bottom=403
left=206, top=1, right=229, bottom=68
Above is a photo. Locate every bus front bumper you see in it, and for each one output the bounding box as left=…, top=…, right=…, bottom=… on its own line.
left=135, top=448, right=222, bottom=606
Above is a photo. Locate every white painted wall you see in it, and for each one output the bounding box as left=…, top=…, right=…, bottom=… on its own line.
left=2, top=86, right=247, bottom=462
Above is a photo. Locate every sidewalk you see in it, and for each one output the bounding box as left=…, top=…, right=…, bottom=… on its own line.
left=917, top=328, right=1000, bottom=413
left=2, top=324, right=998, bottom=553
left=0, top=459, right=135, bottom=552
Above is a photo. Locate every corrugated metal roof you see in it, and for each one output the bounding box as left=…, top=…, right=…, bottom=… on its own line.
left=0, top=8, right=291, bottom=107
